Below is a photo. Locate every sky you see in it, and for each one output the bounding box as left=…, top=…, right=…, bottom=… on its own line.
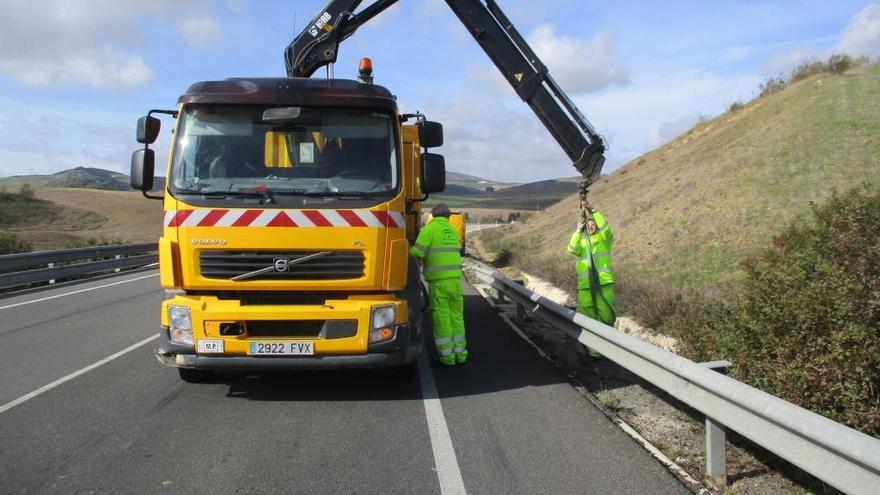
left=0, top=0, right=878, bottom=183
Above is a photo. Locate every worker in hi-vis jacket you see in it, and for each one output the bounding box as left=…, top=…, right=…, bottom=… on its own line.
left=410, top=204, right=468, bottom=366
left=568, top=209, right=616, bottom=328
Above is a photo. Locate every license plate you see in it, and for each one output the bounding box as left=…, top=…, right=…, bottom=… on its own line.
left=249, top=341, right=315, bottom=356
left=197, top=339, right=224, bottom=353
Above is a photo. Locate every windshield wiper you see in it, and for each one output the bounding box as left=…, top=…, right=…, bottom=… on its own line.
left=196, top=190, right=275, bottom=203
left=277, top=191, right=377, bottom=199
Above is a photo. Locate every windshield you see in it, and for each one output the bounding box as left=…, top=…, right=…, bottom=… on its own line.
left=169, top=105, right=399, bottom=198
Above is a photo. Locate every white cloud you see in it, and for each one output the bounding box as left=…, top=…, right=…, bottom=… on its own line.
left=573, top=69, right=761, bottom=171
left=527, top=25, right=630, bottom=93
left=404, top=87, right=570, bottom=183
left=645, top=112, right=701, bottom=149
left=837, top=4, right=880, bottom=58
left=763, top=4, right=880, bottom=78
left=407, top=64, right=760, bottom=182
left=761, top=47, right=820, bottom=76
left=0, top=98, right=167, bottom=177
left=0, top=0, right=215, bottom=89
left=177, top=16, right=223, bottom=47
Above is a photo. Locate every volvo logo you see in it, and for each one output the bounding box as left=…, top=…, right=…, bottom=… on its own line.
left=273, top=258, right=290, bottom=273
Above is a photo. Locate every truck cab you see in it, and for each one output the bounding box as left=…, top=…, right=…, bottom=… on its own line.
left=131, top=76, right=445, bottom=381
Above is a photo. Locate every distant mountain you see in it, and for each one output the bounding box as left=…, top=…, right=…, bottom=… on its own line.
left=443, top=183, right=483, bottom=195
left=446, top=171, right=518, bottom=191
left=0, top=167, right=165, bottom=192
left=489, top=179, right=578, bottom=197
left=46, top=167, right=129, bottom=190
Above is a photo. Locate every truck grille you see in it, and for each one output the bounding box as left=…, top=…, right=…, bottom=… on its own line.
left=200, top=251, right=365, bottom=281
left=245, top=320, right=358, bottom=339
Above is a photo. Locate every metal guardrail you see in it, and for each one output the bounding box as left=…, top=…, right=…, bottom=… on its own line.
left=472, top=265, right=880, bottom=494
left=0, top=243, right=157, bottom=290
left=464, top=222, right=503, bottom=233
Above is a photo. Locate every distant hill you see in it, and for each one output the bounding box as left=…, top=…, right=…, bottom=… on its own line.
left=445, top=171, right=517, bottom=192
left=0, top=167, right=165, bottom=192
left=46, top=167, right=129, bottom=190
left=443, top=183, right=483, bottom=195
left=432, top=177, right=578, bottom=210
left=492, top=62, right=880, bottom=287
left=490, top=179, right=578, bottom=197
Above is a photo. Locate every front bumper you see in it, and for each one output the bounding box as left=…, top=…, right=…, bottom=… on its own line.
left=155, top=324, right=422, bottom=371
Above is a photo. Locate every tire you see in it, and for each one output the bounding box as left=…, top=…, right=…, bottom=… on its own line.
left=178, top=367, right=214, bottom=383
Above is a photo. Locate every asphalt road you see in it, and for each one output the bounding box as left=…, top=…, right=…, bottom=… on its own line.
left=0, top=271, right=690, bottom=494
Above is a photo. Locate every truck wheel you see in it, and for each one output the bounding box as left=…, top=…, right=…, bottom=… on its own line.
left=178, top=367, right=214, bottom=383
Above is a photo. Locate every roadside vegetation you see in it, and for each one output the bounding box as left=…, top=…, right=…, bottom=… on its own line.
left=759, top=54, right=871, bottom=98
left=0, top=232, right=32, bottom=254
left=646, top=185, right=879, bottom=435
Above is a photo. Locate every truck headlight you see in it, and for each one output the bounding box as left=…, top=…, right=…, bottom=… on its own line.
left=369, top=305, right=396, bottom=344
left=168, top=305, right=193, bottom=346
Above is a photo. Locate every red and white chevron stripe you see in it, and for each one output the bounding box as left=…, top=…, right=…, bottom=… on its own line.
left=164, top=209, right=406, bottom=228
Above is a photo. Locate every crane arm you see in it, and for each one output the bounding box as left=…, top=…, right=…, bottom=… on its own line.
left=285, top=0, right=605, bottom=183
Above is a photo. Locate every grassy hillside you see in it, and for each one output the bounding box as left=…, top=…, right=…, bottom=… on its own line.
left=0, top=192, right=106, bottom=232
left=0, top=188, right=163, bottom=250
left=488, top=62, right=880, bottom=288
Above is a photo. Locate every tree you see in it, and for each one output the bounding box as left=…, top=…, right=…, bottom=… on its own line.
left=19, top=183, right=34, bottom=199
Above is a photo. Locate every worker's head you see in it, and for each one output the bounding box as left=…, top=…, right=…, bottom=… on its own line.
left=431, top=204, right=451, bottom=218
left=586, top=219, right=598, bottom=235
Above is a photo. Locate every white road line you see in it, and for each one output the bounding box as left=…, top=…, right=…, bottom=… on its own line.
left=0, top=334, right=160, bottom=415
left=418, top=352, right=467, bottom=495
left=0, top=272, right=158, bottom=310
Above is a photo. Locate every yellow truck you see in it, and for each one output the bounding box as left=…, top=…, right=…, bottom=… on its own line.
left=131, top=74, right=445, bottom=381
left=130, top=0, right=606, bottom=382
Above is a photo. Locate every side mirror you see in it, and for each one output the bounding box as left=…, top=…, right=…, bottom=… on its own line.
left=419, top=121, right=443, bottom=148
left=421, top=152, right=446, bottom=194
left=131, top=148, right=155, bottom=191
left=137, top=115, right=161, bottom=144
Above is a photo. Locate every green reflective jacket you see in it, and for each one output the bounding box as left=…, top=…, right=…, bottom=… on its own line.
left=410, top=216, right=463, bottom=281
left=567, top=210, right=614, bottom=289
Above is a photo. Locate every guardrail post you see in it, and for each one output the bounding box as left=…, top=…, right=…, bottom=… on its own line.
left=48, top=262, right=55, bottom=284
left=513, top=279, right=528, bottom=323
left=706, top=417, right=727, bottom=487
left=114, top=254, right=122, bottom=273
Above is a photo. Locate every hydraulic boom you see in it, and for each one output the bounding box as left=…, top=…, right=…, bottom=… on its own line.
left=285, top=0, right=606, bottom=183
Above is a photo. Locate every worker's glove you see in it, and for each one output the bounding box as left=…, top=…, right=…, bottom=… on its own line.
left=576, top=217, right=586, bottom=232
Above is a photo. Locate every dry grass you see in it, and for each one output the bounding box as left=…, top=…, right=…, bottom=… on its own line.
left=13, top=187, right=164, bottom=250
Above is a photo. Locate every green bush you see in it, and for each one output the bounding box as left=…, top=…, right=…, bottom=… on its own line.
left=790, top=59, right=829, bottom=82
left=739, top=185, right=880, bottom=433
left=0, top=232, right=32, bottom=254
left=728, top=101, right=744, bottom=113
left=759, top=76, right=787, bottom=98
left=660, top=185, right=880, bottom=434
